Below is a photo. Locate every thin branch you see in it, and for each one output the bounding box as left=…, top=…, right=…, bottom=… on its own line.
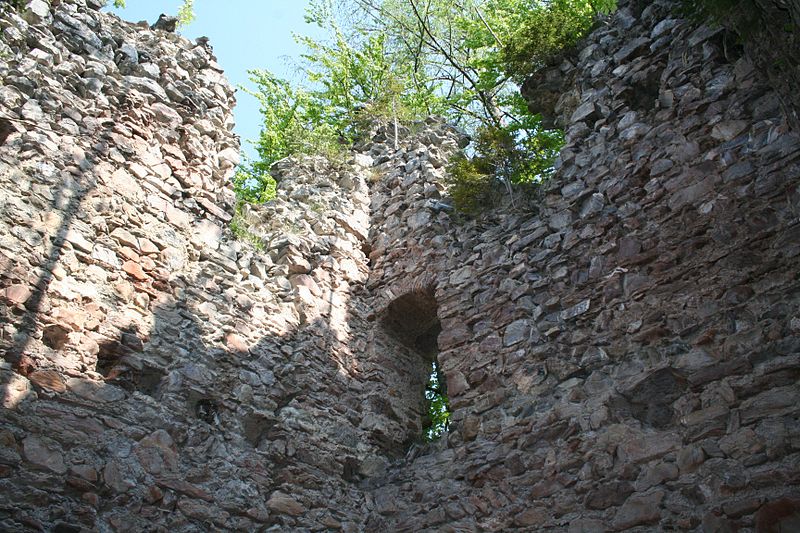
left=408, top=0, right=502, bottom=128
left=474, top=5, right=503, bottom=47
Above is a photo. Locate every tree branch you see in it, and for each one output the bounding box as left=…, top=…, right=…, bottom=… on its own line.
left=474, top=4, right=503, bottom=47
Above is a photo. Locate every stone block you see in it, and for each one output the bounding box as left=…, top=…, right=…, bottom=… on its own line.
left=612, top=490, right=664, bottom=530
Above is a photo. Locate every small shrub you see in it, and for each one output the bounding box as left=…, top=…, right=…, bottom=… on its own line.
left=446, top=155, right=494, bottom=215
left=232, top=164, right=276, bottom=205
left=445, top=119, right=563, bottom=214
left=229, top=204, right=264, bottom=250
left=502, top=0, right=617, bottom=81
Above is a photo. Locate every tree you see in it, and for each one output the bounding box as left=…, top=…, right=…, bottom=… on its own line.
left=350, top=0, right=615, bottom=125
left=234, top=0, right=444, bottom=202
left=237, top=0, right=617, bottom=207
left=341, top=0, right=615, bottom=190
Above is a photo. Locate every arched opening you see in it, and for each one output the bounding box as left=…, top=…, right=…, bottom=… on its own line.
left=380, top=288, right=450, bottom=445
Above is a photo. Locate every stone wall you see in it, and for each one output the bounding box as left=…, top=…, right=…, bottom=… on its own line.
left=1, top=0, right=799, bottom=531
left=361, top=1, right=800, bottom=530
left=728, top=0, right=800, bottom=132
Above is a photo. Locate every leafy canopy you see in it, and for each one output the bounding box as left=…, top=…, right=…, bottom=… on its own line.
left=236, top=0, right=616, bottom=207
left=235, top=1, right=445, bottom=202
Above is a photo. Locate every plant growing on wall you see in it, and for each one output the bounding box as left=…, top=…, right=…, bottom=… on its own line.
left=446, top=96, right=565, bottom=213
left=679, top=0, right=762, bottom=34
left=111, top=0, right=195, bottom=27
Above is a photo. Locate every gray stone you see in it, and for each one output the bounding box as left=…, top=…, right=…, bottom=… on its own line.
left=503, top=319, right=530, bottom=346
left=23, top=0, right=50, bottom=25
left=612, top=491, right=664, bottom=530
left=407, top=209, right=432, bottom=229
left=579, top=193, right=604, bottom=218
left=67, top=378, right=126, bottom=402
left=613, top=37, right=651, bottom=63
left=103, top=460, right=134, bottom=493
left=619, top=123, right=650, bottom=143
left=739, top=386, right=800, bottom=425
left=267, top=491, right=305, bottom=516
left=151, top=14, right=178, bottom=32
left=711, top=120, right=748, bottom=141
left=676, top=444, right=706, bottom=474
left=151, top=102, right=183, bottom=129
left=585, top=481, right=634, bottom=510
left=569, top=519, right=608, bottom=533
left=124, top=76, right=169, bottom=101
left=22, top=436, right=66, bottom=474
left=571, top=101, right=601, bottom=123
left=116, top=42, right=139, bottom=73
left=651, top=19, right=680, bottom=39
left=560, top=299, right=590, bottom=320
left=548, top=210, right=573, bottom=230
left=618, top=433, right=681, bottom=464
left=635, top=462, right=679, bottom=491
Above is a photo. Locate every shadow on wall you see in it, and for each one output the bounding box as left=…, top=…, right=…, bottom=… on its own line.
left=0, top=282, right=339, bottom=530
left=0, top=147, right=454, bottom=529
left=1, top=159, right=97, bottom=389
left=382, top=289, right=442, bottom=360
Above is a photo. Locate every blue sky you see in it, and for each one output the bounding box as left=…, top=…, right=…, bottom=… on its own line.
left=107, top=0, right=320, bottom=160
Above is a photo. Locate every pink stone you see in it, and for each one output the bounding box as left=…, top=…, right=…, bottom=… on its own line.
left=165, top=203, right=191, bottom=228
left=28, top=369, right=66, bottom=393
left=139, top=238, right=159, bottom=254
left=226, top=333, right=249, bottom=353
left=122, top=261, right=148, bottom=281
left=4, top=284, right=32, bottom=304
left=140, top=256, right=156, bottom=271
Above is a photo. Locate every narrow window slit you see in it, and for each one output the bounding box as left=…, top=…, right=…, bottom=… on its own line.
left=381, top=288, right=451, bottom=447
left=425, top=360, right=450, bottom=440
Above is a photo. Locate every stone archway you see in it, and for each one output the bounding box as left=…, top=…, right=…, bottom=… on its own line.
left=382, top=289, right=441, bottom=361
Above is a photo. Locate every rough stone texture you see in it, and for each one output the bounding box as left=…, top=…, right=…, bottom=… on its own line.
left=738, top=0, right=800, bottom=132
left=1, top=0, right=799, bottom=531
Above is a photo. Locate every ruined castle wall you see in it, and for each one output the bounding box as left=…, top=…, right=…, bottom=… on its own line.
left=0, top=1, right=380, bottom=529
left=361, top=0, right=800, bottom=530
left=1, top=0, right=799, bottom=531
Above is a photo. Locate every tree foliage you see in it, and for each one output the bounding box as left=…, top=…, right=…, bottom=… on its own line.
left=176, top=0, right=195, bottom=26
left=502, top=0, right=616, bottom=80
left=237, top=0, right=617, bottom=207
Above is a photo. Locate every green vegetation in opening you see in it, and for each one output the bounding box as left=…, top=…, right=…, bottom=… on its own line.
left=232, top=163, right=276, bottom=205
left=425, top=361, right=450, bottom=441
left=500, top=0, right=617, bottom=81
left=234, top=0, right=617, bottom=208
left=228, top=165, right=273, bottom=249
